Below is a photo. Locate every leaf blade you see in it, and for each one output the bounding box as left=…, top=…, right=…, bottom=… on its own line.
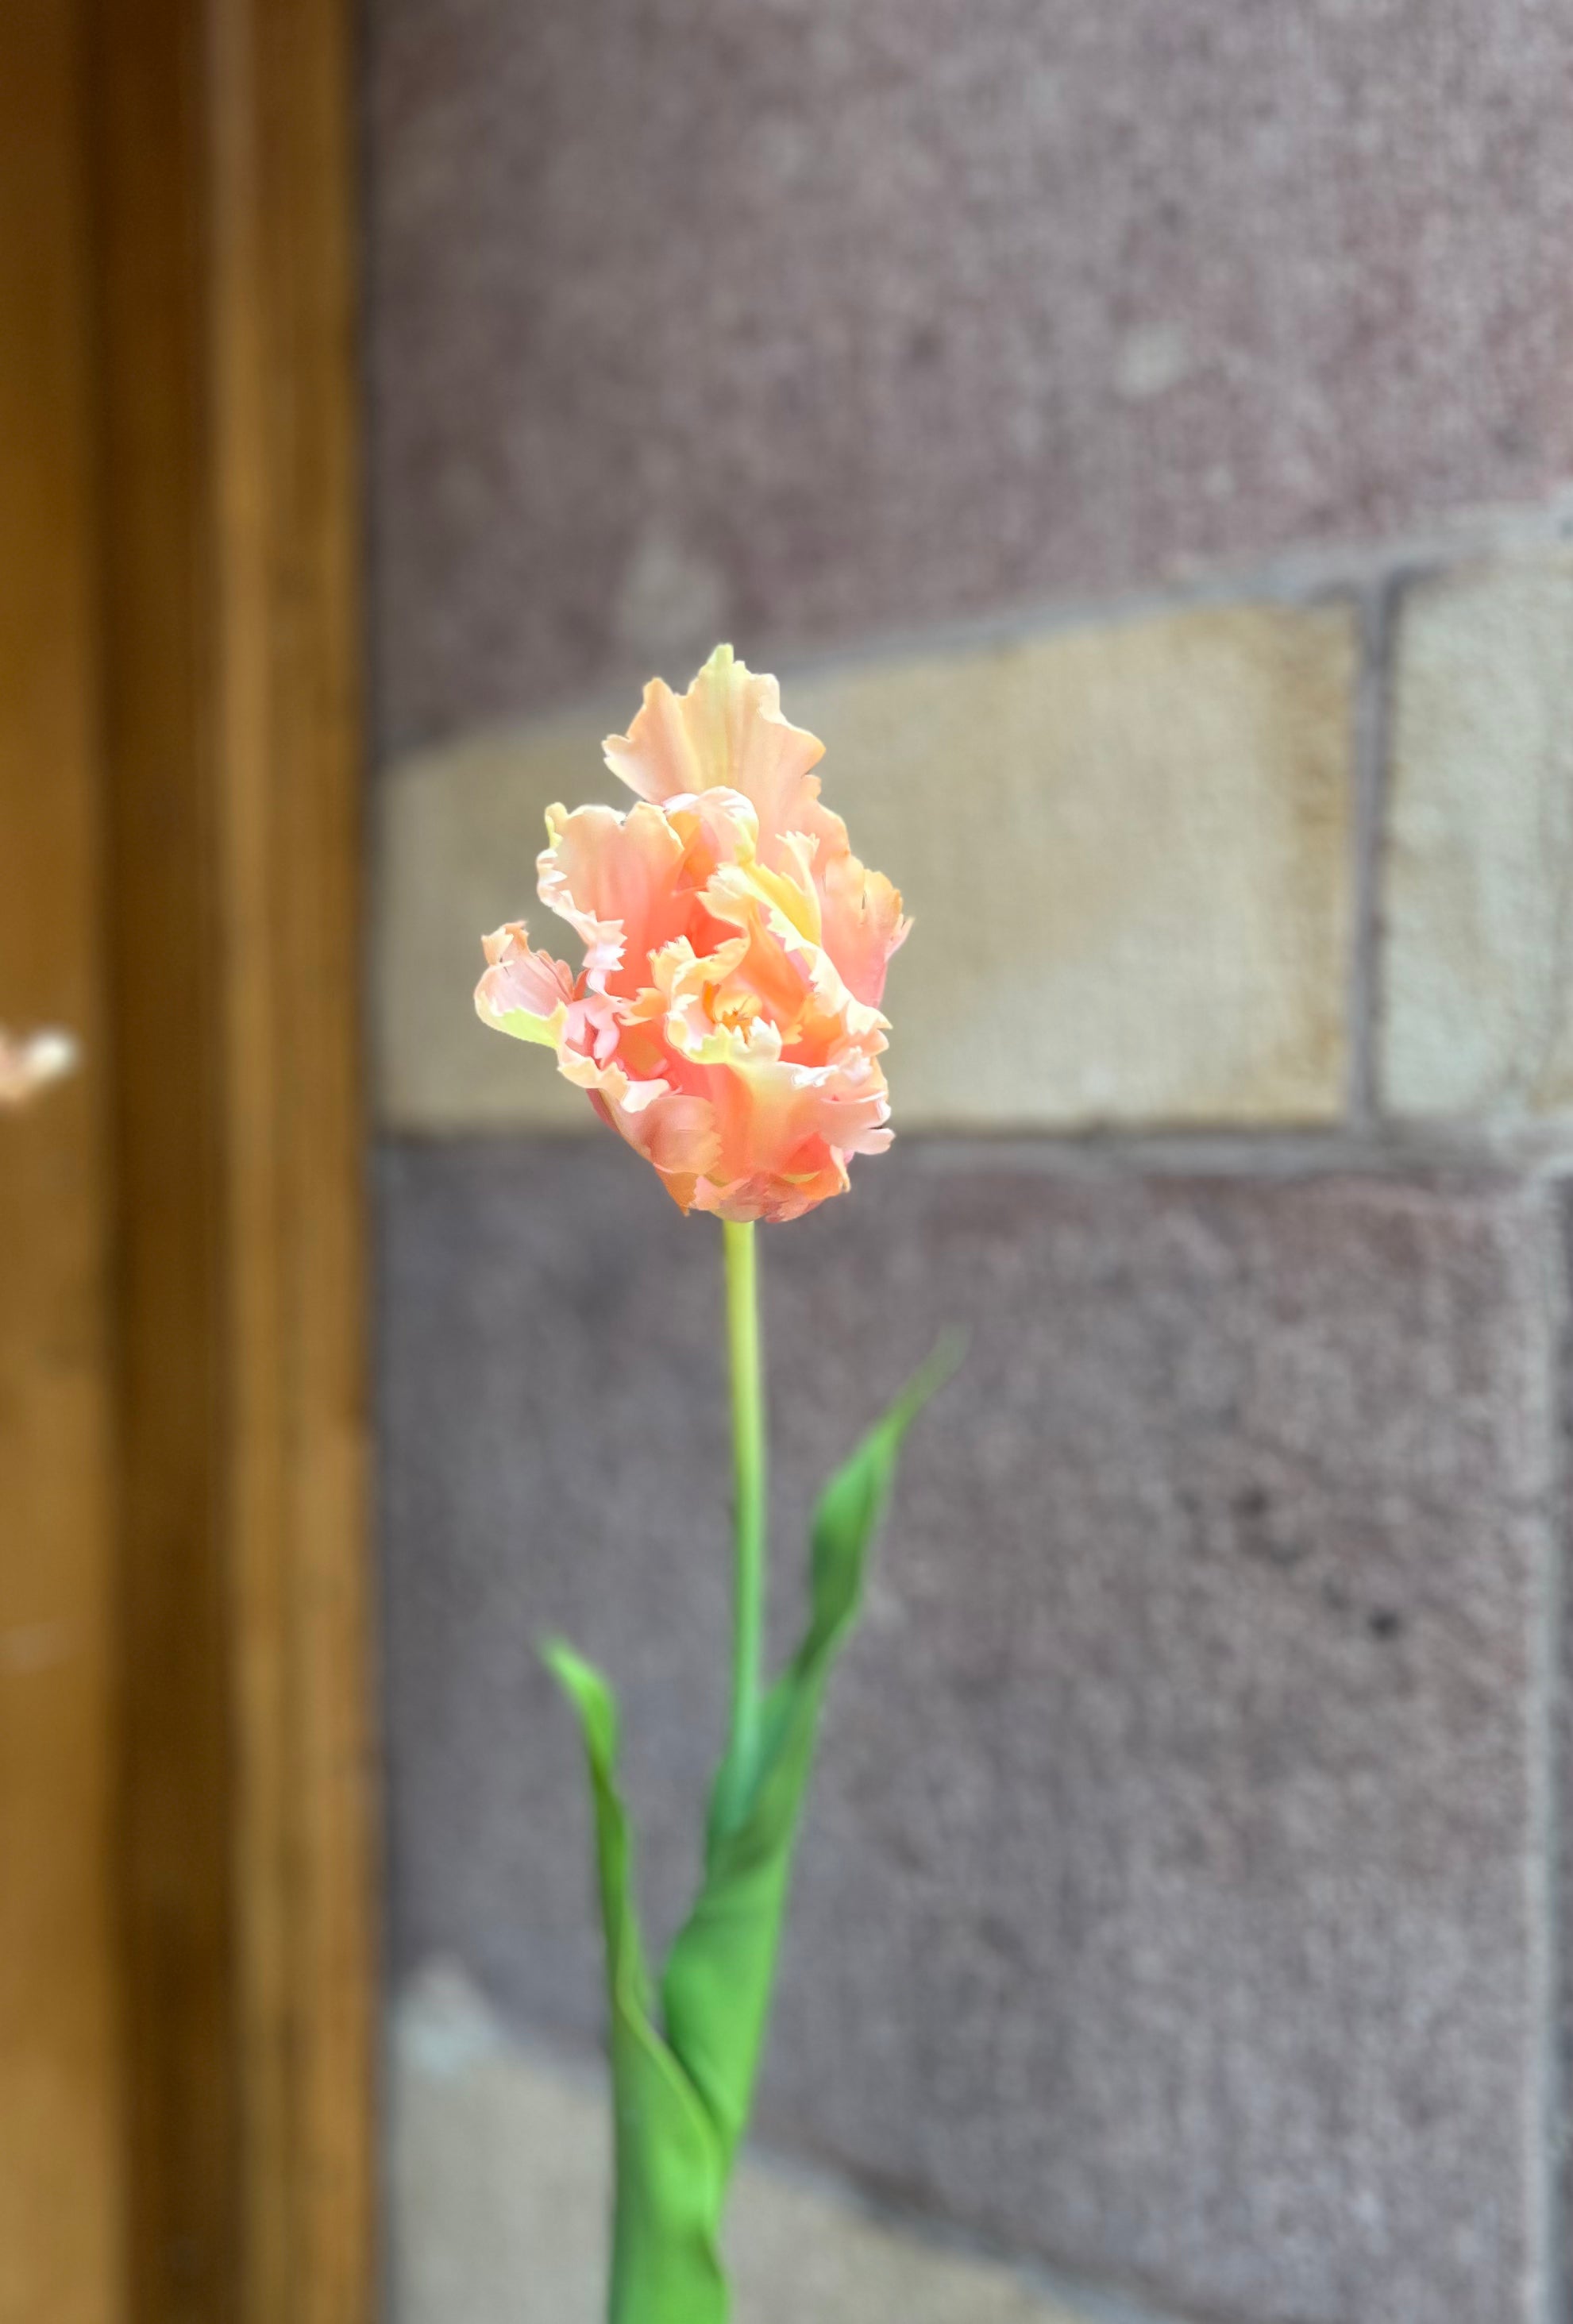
left=542, top=1641, right=731, bottom=2324
left=659, top=1338, right=959, bottom=2179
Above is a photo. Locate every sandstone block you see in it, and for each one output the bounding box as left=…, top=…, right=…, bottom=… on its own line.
left=376, top=603, right=1355, bottom=1134
left=1382, top=551, right=1573, bottom=1119
left=380, top=1139, right=1563, bottom=2324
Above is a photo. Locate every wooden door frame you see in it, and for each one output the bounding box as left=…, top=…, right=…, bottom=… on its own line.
left=3, top=0, right=376, bottom=2316
left=0, top=6, right=124, bottom=2319
left=97, top=1, right=375, bottom=2316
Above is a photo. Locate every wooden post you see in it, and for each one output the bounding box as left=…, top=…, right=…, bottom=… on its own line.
left=2, top=0, right=376, bottom=2316
left=0, top=4, right=125, bottom=2318
left=95, top=0, right=375, bottom=2314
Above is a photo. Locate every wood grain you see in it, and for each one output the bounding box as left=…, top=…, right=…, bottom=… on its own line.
left=212, top=6, right=375, bottom=2320
left=95, top=0, right=375, bottom=2315
left=0, top=3, right=125, bottom=2320
left=0, top=2, right=372, bottom=2308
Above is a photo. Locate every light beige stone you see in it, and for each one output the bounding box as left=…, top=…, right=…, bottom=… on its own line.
left=376, top=603, right=1356, bottom=1133
left=389, top=1967, right=1116, bottom=2324
left=376, top=708, right=607, bottom=1134
left=1382, top=552, right=1573, bottom=1118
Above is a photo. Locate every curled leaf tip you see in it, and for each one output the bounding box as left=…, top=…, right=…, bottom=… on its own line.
left=874, top=1330, right=968, bottom=1445
left=912, top=1326, right=970, bottom=1400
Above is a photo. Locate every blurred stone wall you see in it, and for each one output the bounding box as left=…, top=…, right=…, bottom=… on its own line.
left=366, top=6, right=1573, bottom=2322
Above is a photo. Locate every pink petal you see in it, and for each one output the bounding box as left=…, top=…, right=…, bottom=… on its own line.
left=537, top=800, right=690, bottom=997
left=474, top=925, right=576, bottom=1046
left=603, top=644, right=826, bottom=850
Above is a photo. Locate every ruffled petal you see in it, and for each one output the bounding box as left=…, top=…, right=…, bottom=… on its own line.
left=696, top=1030, right=893, bottom=1224
left=603, top=644, right=827, bottom=850
left=584, top=1081, right=721, bottom=1214
left=474, top=924, right=576, bottom=1047
left=480, top=647, right=901, bottom=1225
left=538, top=800, right=690, bottom=995
left=662, top=786, right=760, bottom=882
left=815, top=846, right=911, bottom=1009
left=701, top=861, right=885, bottom=1056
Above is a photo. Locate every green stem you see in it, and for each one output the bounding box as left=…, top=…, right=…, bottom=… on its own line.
left=723, top=1218, right=767, bottom=1791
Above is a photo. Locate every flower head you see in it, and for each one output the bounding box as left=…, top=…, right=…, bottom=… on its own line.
left=476, top=645, right=908, bottom=1222
left=0, top=1027, right=77, bottom=1110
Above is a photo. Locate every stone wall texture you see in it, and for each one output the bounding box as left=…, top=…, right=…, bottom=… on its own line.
left=376, top=601, right=1358, bottom=1135
left=381, top=1141, right=1564, bottom=2324
left=391, top=1968, right=1097, bottom=2324
left=366, top=4, right=1573, bottom=2321
left=368, top=0, right=1573, bottom=756
left=1382, top=550, right=1573, bottom=1120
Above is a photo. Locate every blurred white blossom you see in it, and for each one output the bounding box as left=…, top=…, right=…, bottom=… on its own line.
left=0, top=1027, right=79, bottom=1109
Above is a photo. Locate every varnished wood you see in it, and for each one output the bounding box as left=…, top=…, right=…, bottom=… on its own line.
left=0, top=1, right=372, bottom=2307
left=211, top=6, right=374, bottom=2319
left=96, top=0, right=241, bottom=2308
left=95, top=0, right=375, bottom=2316
left=0, top=3, right=125, bottom=2320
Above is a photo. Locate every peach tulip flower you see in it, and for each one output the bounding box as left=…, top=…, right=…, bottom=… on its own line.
left=476, top=645, right=908, bottom=1223
left=0, top=1026, right=77, bottom=1110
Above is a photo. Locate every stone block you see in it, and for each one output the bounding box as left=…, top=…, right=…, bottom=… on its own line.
left=1382, top=550, right=1573, bottom=1119
left=390, top=1965, right=1109, bottom=2324
left=367, top=0, right=1573, bottom=752
left=380, top=1137, right=1563, bottom=2324
left=376, top=602, right=1355, bottom=1133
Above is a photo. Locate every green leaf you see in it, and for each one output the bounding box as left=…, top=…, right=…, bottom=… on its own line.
left=659, top=1337, right=962, bottom=2183
left=541, top=1643, right=729, bottom=2324
left=542, top=1337, right=959, bottom=2318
